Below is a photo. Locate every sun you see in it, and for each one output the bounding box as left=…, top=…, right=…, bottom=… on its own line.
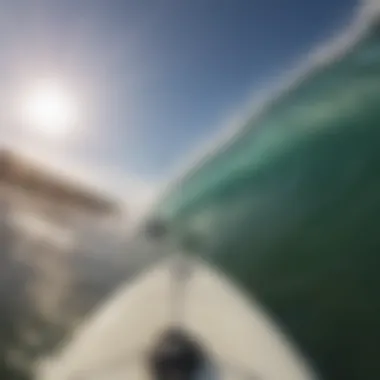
left=21, top=79, right=78, bottom=136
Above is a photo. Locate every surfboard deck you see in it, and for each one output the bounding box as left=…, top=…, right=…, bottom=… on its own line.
left=37, top=258, right=317, bottom=380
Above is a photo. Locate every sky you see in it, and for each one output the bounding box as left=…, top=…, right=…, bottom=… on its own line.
left=0, top=0, right=359, bottom=214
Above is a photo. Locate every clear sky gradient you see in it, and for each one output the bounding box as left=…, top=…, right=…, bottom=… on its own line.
left=0, top=0, right=358, bottom=206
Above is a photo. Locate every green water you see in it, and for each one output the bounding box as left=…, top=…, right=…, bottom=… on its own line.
left=150, top=19, right=380, bottom=380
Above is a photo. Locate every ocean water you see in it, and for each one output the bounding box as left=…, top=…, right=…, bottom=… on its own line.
left=148, top=12, right=380, bottom=380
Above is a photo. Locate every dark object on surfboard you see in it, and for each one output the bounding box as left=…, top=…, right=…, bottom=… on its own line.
left=149, top=328, right=206, bottom=380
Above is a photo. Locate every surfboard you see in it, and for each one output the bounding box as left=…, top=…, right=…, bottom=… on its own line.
left=37, top=257, right=317, bottom=380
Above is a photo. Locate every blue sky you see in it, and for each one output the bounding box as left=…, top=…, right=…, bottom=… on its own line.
left=0, top=0, right=358, bottom=206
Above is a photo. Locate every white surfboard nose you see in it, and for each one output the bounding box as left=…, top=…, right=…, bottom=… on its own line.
left=182, top=261, right=317, bottom=380
left=37, top=258, right=317, bottom=380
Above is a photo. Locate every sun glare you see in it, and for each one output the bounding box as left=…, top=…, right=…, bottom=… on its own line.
left=21, top=80, right=78, bottom=136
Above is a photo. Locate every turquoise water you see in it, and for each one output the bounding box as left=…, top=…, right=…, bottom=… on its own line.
left=149, top=18, right=380, bottom=380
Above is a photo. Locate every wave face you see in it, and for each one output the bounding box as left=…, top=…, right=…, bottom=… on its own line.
left=148, top=15, right=380, bottom=380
